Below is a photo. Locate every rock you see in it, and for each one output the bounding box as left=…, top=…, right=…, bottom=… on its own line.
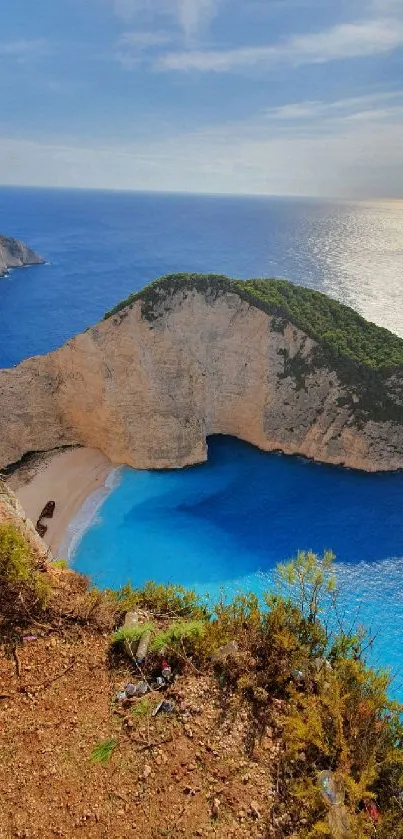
left=123, top=611, right=139, bottom=629
left=1, top=274, right=403, bottom=473
left=212, top=641, right=239, bottom=665
left=39, top=500, right=55, bottom=519
left=35, top=521, right=47, bottom=538
left=0, top=234, right=44, bottom=277
left=142, top=765, right=152, bottom=780
left=136, top=630, right=151, bottom=664
left=211, top=798, right=220, bottom=818
left=0, top=479, right=52, bottom=562
left=250, top=801, right=261, bottom=819
left=122, top=611, right=139, bottom=659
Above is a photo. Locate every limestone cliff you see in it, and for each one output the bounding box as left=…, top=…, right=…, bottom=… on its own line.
left=0, top=478, right=52, bottom=561
left=0, top=274, right=402, bottom=472
left=0, top=234, right=44, bottom=277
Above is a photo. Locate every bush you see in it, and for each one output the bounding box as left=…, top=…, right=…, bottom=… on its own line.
left=110, top=621, right=154, bottom=648
left=151, top=619, right=205, bottom=653
left=0, top=523, right=50, bottom=625
left=109, top=580, right=209, bottom=620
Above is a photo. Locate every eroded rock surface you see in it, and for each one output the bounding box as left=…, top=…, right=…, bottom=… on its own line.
left=0, top=479, right=52, bottom=561
left=0, top=282, right=402, bottom=472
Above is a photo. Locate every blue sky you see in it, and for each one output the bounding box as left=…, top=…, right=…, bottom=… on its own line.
left=1, top=0, right=403, bottom=195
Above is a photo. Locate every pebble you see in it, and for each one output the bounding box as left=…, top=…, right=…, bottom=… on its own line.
left=250, top=801, right=261, bottom=819
left=211, top=798, right=220, bottom=818
left=142, top=765, right=152, bottom=780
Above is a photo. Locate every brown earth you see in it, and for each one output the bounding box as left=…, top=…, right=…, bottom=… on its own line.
left=0, top=625, right=281, bottom=839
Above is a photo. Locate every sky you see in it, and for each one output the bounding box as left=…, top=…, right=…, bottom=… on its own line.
left=0, top=0, right=403, bottom=196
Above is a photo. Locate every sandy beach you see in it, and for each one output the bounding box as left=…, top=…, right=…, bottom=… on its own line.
left=8, top=447, right=112, bottom=556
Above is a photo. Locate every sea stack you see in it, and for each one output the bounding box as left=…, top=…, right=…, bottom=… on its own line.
left=0, top=234, right=44, bottom=277
left=0, top=273, right=402, bottom=472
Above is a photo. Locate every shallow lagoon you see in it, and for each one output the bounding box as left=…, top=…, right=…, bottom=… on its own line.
left=71, top=436, right=403, bottom=698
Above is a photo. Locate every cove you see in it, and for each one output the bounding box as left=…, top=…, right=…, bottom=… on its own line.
left=71, top=436, right=403, bottom=696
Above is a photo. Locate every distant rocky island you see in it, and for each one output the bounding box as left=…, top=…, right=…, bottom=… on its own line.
left=1, top=273, right=403, bottom=472
left=0, top=233, right=44, bottom=277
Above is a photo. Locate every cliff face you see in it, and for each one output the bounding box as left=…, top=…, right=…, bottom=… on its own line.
left=0, top=234, right=44, bottom=277
left=1, top=276, right=403, bottom=473
left=0, top=478, right=51, bottom=561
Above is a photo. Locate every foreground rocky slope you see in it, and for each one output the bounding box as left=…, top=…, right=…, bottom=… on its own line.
left=1, top=274, right=403, bottom=471
left=1, top=512, right=402, bottom=838
left=0, top=233, right=44, bottom=276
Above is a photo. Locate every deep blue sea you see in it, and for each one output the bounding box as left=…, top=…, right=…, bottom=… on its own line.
left=1, top=187, right=403, bottom=694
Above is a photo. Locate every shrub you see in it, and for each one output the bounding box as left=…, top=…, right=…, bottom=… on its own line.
left=151, top=619, right=205, bottom=653
left=110, top=621, right=154, bottom=648
left=108, top=580, right=209, bottom=620
left=0, top=523, right=50, bottom=625
left=53, top=559, right=68, bottom=569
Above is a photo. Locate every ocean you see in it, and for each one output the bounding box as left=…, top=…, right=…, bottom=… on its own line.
left=0, top=187, right=402, bottom=367
left=1, top=187, right=403, bottom=694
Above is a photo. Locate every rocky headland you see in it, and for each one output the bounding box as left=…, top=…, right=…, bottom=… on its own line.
left=0, top=233, right=44, bottom=277
left=1, top=273, right=403, bottom=472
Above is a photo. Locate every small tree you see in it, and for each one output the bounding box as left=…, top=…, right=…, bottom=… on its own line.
left=276, top=549, right=336, bottom=626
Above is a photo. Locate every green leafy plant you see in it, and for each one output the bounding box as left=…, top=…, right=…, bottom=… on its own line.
left=110, top=621, right=154, bottom=648
left=132, top=698, right=151, bottom=716
left=107, top=580, right=209, bottom=620
left=90, top=738, right=118, bottom=763
left=151, top=619, right=205, bottom=653
left=53, top=559, right=68, bottom=569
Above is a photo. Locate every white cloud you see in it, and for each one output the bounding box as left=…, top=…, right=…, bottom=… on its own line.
left=0, top=39, right=51, bottom=62
left=159, top=17, right=403, bottom=70
left=1, top=92, right=402, bottom=198
left=265, top=91, right=403, bottom=121
left=113, top=0, right=221, bottom=38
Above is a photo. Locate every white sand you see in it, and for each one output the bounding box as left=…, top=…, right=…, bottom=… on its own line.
left=8, top=447, right=112, bottom=556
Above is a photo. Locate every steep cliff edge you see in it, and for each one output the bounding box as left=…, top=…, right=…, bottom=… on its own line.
left=0, top=233, right=44, bottom=277
left=1, top=274, right=403, bottom=472
left=0, top=478, right=51, bottom=561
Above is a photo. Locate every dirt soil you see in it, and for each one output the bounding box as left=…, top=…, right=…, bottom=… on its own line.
left=0, top=627, right=282, bottom=839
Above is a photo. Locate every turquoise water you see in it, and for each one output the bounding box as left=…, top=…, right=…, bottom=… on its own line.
left=1, top=188, right=402, bottom=695
left=71, top=436, right=403, bottom=698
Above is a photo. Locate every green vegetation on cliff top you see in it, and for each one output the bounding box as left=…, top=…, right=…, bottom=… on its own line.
left=104, top=273, right=403, bottom=371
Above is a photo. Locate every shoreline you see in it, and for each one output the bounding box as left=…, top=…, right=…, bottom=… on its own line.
left=8, top=447, right=113, bottom=556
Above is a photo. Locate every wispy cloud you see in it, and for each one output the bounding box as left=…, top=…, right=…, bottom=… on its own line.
left=158, top=17, right=403, bottom=71
left=265, top=91, right=403, bottom=122
left=113, top=0, right=221, bottom=39
left=116, top=30, right=171, bottom=66
left=0, top=39, right=51, bottom=62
